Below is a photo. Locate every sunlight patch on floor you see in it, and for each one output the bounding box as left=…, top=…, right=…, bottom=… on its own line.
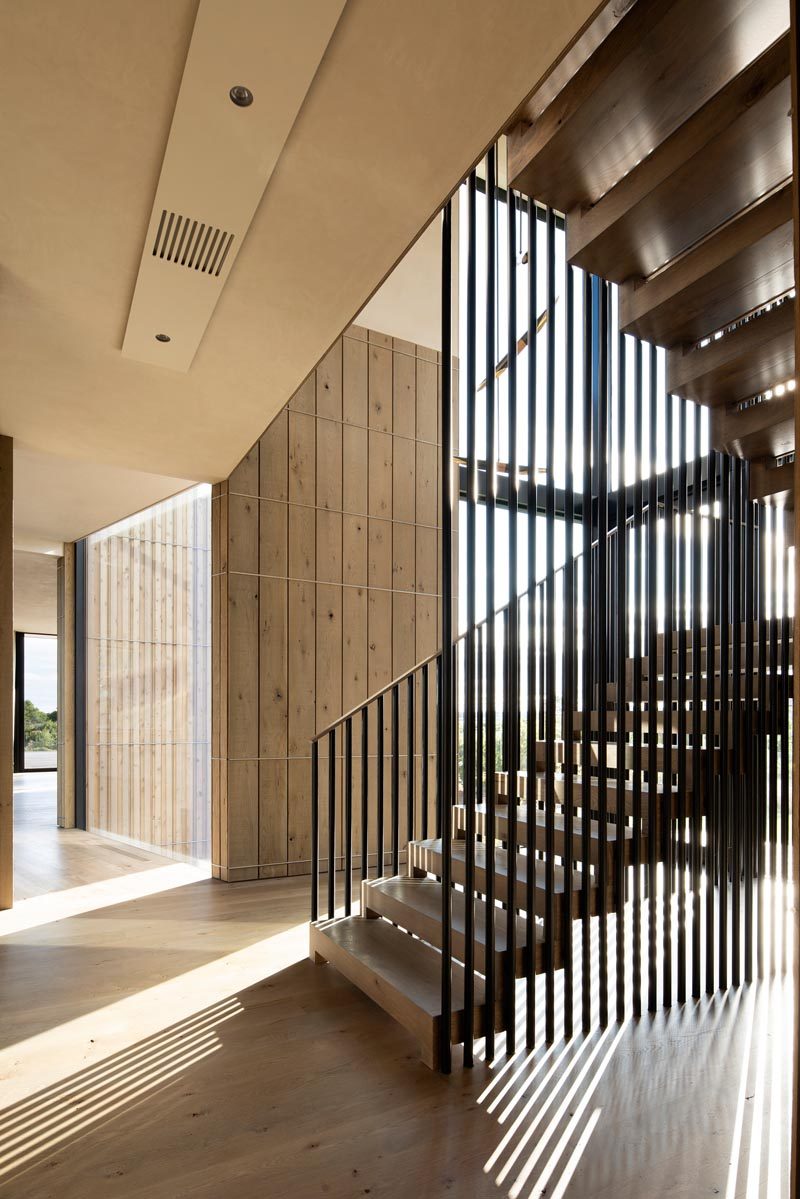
left=0, top=862, right=210, bottom=938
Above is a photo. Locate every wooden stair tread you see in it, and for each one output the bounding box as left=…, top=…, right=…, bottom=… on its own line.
left=666, top=298, right=794, bottom=408
left=565, top=35, right=792, bottom=284
left=309, top=916, right=492, bottom=1068
left=361, top=876, right=544, bottom=981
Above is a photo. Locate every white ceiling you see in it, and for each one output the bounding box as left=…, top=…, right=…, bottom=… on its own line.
left=14, top=551, right=58, bottom=635
left=0, top=0, right=600, bottom=546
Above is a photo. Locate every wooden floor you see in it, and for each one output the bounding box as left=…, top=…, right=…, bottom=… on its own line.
left=0, top=774, right=791, bottom=1198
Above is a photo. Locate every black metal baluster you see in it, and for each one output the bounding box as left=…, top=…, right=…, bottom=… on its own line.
left=407, top=674, right=415, bottom=852
left=563, top=258, right=576, bottom=1038
left=485, top=148, right=498, bottom=1060
left=615, top=324, right=627, bottom=1021
left=769, top=506, right=779, bottom=974
left=704, top=450, right=717, bottom=995
left=463, top=168, right=478, bottom=1068
left=377, top=694, right=385, bottom=879
left=436, top=656, right=442, bottom=840
left=525, top=193, right=537, bottom=1050
left=690, top=406, right=703, bottom=997
left=730, top=458, right=743, bottom=985
left=757, top=502, right=767, bottom=979
left=544, top=207, right=557, bottom=1043
left=345, top=717, right=353, bottom=916
left=311, top=739, right=319, bottom=921
left=780, top=508, right=790, bottom=975
left=596, top=277, right=610, bottom=1027
left=646, top=345, right=658, bottom=1013
left=632, top=341, right=644, bottom=1016
left=328, top=728, right=336, bottom=919
left=505, top=178, right=521, bottom=1054
left=477, top=628, right=484, bottom=810
left=361, top=708, right=369, bottom=882
left=676, top=400, right=688, bottom=1002
left=439, top=197, right=454, bottom=1073
left=581, top=270, right=593, bottom=1032
left=391, top=684, right=400, bottom=877
left=743, top=469, right=754, bottom=982
left=718, top=458, right=730, bottom=989
left=662, top=383, right=674, bottom=1007
left=421, top=664, right=429, bottom=842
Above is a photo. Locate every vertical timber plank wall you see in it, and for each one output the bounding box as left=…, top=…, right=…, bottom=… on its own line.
left=0, top=436, right=11, bottom=908
left=212, top=324, right=443, bottom=881
left=56, top=543, right=76, bottom=829
left=85, top=487, right=211, bottom=863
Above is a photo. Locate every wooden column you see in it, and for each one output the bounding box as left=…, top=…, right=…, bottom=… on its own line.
left=0, top=435, right=12, bottom=909
left=790, top=4, right=800, bottom=1191
left=57, top=543, right=76, bottom=829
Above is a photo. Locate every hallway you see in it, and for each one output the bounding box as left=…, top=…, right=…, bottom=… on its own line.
left=0, top=809, right=791, bottom=1198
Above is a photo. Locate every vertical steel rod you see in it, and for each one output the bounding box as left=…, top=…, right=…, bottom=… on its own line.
left=463, top=169, right=478, bottom=1068
left=524, top=192, right=537, bottom=1050
left=690, top=405, right=703, bottom=997
left=377, top=694, right=385, bottom=878
left=361, top=708, right=369, bottom=882
left=485, top=148, right=498, bottom=1060
left=563, top=256, right=576, bottom=1037
left=311, top=739, right=319, bottom=921
left=505, top=177, right=521, bottom=1053
left=676, top=399, right=688, bottom=1001
left=543, top=207, right=557, bottom=1042
left=614, top=324, right=627, bottom=1021
left=344, top=717, right=353, bottom=916
left=439, top=198, right=454, bottom=1073
left=646, top=345, right=658, bottom=1012
left=662, top=384, right=674, bottom=1007
left=581, top=270, right=593, bottom=1031
left=743, top=470, right=754, bottom=981
left=421, top=664, right=429, bottom=841
left=328, top=728, right=336, bottom=919
left=632, top=340, right=644, bottom=1015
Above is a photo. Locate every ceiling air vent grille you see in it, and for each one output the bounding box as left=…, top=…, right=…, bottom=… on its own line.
left=151, top=210, right=235, bottom=277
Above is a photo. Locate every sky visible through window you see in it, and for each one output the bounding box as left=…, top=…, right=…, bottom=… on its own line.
left=24, top=634, right=57, bottom=713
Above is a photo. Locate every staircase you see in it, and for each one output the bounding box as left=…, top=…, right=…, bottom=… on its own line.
left=309, top=617, right=792, bottom=1069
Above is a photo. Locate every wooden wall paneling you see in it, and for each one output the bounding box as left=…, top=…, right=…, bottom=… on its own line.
left=289, top=373, right=315, bottom=415
left=368, top=519, right=392, bottom=590
left=288, top=505, right=315, bottom=581
left=342, top=425, right=368, bottom=515
left=226, top=759, right=258, bottom=880
left=289, top=413, right=316, bottom=507
left=0, top=436, right=11, bottom=909
left=342, top=585, right=368, bottom=713
left=393, top=349, right=416, bottom=439
left=260, top=412, right=289, bottom=503
left=260, top=500, right=288, bottom=578
left=368, top=342, right=393, bottom=432
left=368, top=432, right=393, bottom=518
left=368, top=589, right=392, bottom=697
left=228, top=493, right=259, bottom=575
left=316, top=340, right=343, bottom=422
left=260, top=577, right=288, bottom=759
left=228, top=440, right=260, bottom=498
left=316, top=583, right=343, bottom=736
left=415, top=440, right=437, bottom=528
left=416, top=357, right=438, bottom=444
left=393, top=591, right=417, bottom=680
left=316, top=511, right=342, bottom=585
left=343, top=334, right=368, bottom=426
left=393, top=437, right=416, bottom=524
left=316, top=419, right=343, bottom=512
left=392, top=522, right=415, bottom=595
left=259, top=758, right=287, bottom=878
left=342, top=515, right=367, bottom=587
left=287, top=580, right=316, bottom=760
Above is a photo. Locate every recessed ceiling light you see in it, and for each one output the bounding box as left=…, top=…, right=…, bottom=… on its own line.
left=155, top=333, right=171, bottom=343
left=229, top=85, right=254, bottom=107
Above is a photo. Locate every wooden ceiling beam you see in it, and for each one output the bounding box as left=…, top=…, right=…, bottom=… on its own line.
left=508, top=0, right=788, bottom=213
left=667, top=299, right=795, bottom=408
left=618, top=183, right=793, bottom=347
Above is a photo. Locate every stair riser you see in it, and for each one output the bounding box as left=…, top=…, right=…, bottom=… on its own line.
left=409, top=844, right=606, bottom=931
left=453, top=807, right=633, bottom=868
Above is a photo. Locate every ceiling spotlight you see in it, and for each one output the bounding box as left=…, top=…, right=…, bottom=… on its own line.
left=789, top=380, right=796, bottom=391
left=229, top=85, right=254, bottom=107
left=155, top=333, right=171, bottom=343
left=776, top=383, right=786, bottom=396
